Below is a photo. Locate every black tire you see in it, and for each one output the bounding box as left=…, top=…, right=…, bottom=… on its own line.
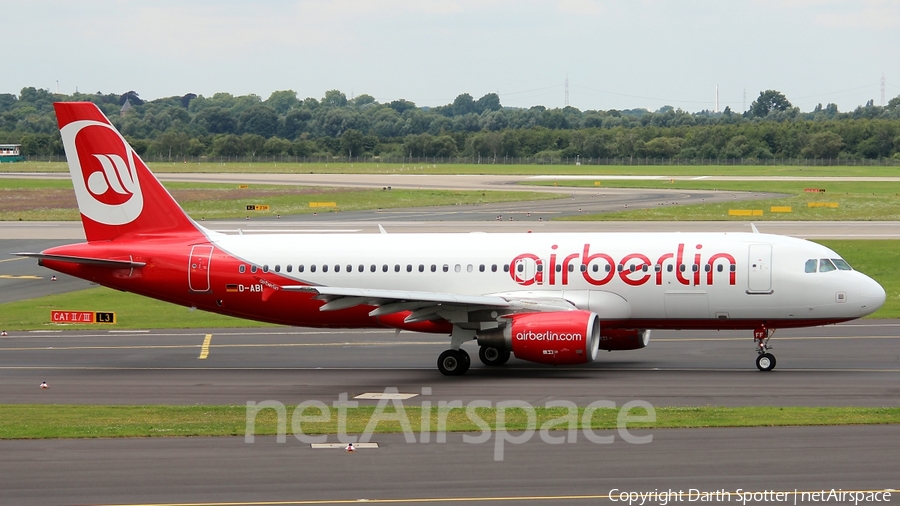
left=479, top=346, right=510, bottom=366
left=458, top=349, right=471, bottom=374
left=756, top=353, right=776, bottom=371
left=437, top=349, right=469, bottom=376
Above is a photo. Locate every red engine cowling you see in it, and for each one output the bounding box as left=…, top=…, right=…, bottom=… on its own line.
left=477, top=310, right=600, bottom=365
left=598, top=329, right=650, bottom=351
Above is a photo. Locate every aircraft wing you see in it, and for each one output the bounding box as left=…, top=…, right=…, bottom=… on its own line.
left=282, top=285, right=577, bottom=324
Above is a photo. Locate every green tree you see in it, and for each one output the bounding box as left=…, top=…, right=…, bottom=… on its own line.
left=239, top=105, right=279, bottom=138
left=265, top=90, right=300, bottom=114
left=340, top=129, right=365, bottom=157
left=801, top=132, right=844, bottom=159
left=322, top=90, right=348, bottom=107
left=749, top=90, right=792, bottom=118
left=192, top=107, right=236, bottom=134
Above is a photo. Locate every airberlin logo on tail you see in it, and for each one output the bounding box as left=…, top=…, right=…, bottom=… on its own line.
left=60, top=120, right=144, bottom=225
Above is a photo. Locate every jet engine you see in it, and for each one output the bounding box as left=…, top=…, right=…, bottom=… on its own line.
left=598, top=329, right=651, bottom=351
left=476, top=310, right=600, bottom=365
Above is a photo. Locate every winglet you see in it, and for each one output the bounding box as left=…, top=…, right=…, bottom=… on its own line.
left=378, top=224, right=387, bottom=234
left=750, top=223, right=760, bottom=234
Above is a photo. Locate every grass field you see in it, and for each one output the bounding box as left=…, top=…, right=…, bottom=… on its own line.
left=1, top=404, right=897, bottom=440
left=530, top=179, right=900, bottom=221
left=5, top=160, right=900, bottom=177
left=1, top=239, right=896, bottom=330
left=0, top=178, right=563, bottom=221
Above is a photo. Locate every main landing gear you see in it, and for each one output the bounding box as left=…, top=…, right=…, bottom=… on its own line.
left=437, top=349, right=470, bottom=376
left=753, top=325, right=776, bottom=372
left=478, top=345, right=511, bottom=366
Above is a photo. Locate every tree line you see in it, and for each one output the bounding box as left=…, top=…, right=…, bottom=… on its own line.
left=2, top=86, right=899, bottom=162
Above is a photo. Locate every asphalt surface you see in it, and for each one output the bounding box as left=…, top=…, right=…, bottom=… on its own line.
left=1, top=324, right=899, bottom=505
left=1, top=174, right=898, bottom=505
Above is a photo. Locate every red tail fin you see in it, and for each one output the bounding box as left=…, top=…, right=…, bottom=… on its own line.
left=54, top=102, right=201, bottom=242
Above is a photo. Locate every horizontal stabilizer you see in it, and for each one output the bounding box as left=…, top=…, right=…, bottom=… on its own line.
left=15, top=253, right=146, bottom=269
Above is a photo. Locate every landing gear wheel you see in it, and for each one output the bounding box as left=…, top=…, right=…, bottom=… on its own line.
left=756, top=353, right=776, bottom=372
left=437, top=349, right=470, bottom=376
left=479, top=346, right=511, bottom=366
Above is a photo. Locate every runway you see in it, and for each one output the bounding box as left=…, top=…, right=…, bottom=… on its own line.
left=2, top=173, right=898, bottom=505
left=1, top=324, right=899, bottom=505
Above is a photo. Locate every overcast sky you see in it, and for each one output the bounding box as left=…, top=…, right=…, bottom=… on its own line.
left=3, top=0, right=898, bottom=113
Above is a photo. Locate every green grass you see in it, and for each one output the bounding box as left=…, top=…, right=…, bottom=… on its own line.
left=543, top=179, right=900, bottom=221
left=0, top=286, right=274, bottom=330
left=5, top=160, right=900, bottom=177
left=2, top=239, right=898, bottom=330
left=0, top=178, right=563, bottom=221
left=0, top=405, right=897, bottom=439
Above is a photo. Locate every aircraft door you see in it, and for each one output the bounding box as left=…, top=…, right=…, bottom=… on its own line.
left=189, top=244, right=214, bottom=293
left=512, top=256, right=539, bottom=285
left=747, top=244, right=772, bottom=293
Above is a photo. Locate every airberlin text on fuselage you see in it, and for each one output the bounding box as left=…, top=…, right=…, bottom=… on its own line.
left=510, top=243, right=737, bottom=287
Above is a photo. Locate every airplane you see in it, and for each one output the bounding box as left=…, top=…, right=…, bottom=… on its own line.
left=17, top=102, right=886, bottom=375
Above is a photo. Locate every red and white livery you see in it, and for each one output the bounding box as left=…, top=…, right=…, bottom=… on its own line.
left=20, top=103, right=886, bottom=375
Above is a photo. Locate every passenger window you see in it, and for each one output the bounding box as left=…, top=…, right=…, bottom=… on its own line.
left=517, top=264, right=524, bottom=273
left=407, top=265, right=413, bottom=272
left=580, top=264, right=586, bottom=272
left=455, top=264, right=461, bottom=273
left=334, top=265, right=340, bottom=272
left=832, top=259, right=852, bottom=271
left=310, top=265, right=316, bottom=273
left=805, top=259, right=817, bottom=273
left=467, top=264, right=473, bottom=273
left=370, top=265, right=376, bottom=272
left=491, top=264, right=498, bottom=272
left=287, top=265, right=292, bottom=273
left=716, top=264, right=723, bottom=272
left=239, top=265, right=246, bottom=273
left=667, top=265, right=673, bottom=272
left=503, top=265, right=510, bottom=273
left=358, top=265, right=364, bottom=272
left=419, top=265, right=425, bottom=272
left=654, top=264, right=661, bottom=272
left=443, top=264, right=449, bottom=272
left=347, top=265, right=352, bottom=273
left=322, top=265, right=328, bottom=273
left=298, top=265, right=305, bottom=273
left=274, top=265, right=281, bottom=273
left=250, top=265, right=257, bottom=273
left=819, top=258, right=837, bottom=272
left=555, top=264, right=562, bottom=272
left=394, top=264, right=400, bottom=272
left=262, top=265, right=269, bottom=273
left=479, top=265, right=485, bottom=272
left=568, top=264, right=575, bottom=272
left=431, top=264, right=437, bottom=272
left=383, top=265, right=389, bottom=272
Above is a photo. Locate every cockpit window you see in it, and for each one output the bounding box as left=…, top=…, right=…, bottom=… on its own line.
left=805, top=259, right=817, bottom=273
left=832, top=258, right=852, bottom=271
left=819, top=258, right=837, bottom=272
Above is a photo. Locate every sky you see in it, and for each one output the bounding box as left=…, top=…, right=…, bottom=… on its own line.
left=3, top=0, right=899, bottom=113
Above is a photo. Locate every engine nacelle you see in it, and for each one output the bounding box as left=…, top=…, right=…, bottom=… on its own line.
left=598, top=329, right=650, bottom=351
left=477, top=310, right=600, bottom=365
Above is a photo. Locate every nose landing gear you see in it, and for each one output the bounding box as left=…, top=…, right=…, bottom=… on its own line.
left=754, top=325, right=776, bottom=371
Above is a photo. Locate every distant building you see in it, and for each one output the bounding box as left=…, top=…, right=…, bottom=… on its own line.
left=0, top=144, right=24, bottom=162
left=120, top=98, right=133, bottom=115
